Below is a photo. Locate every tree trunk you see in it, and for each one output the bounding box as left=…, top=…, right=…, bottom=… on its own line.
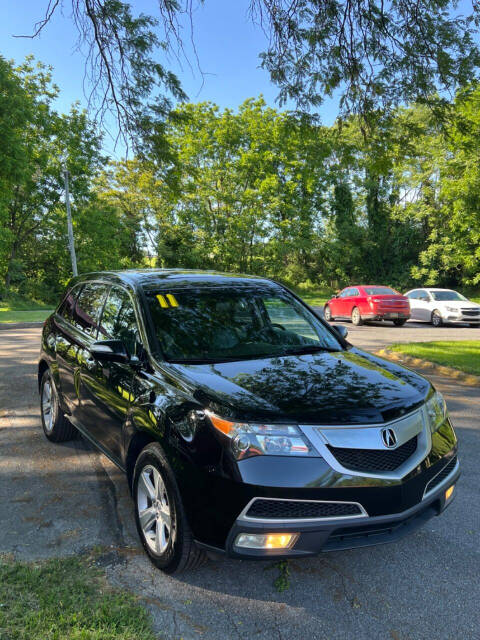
left=5, top=241, right=18, bottom=290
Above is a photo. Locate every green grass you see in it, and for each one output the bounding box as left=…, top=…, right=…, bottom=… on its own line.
left=0, top=309, right=53, bottom=323
left=289, top=286, right=332, bottom=308
left=390, top=340, right=480, bottom=376
left=0, top=293, right=53, bottom=323
left=0, top=555, right=155, bottom=640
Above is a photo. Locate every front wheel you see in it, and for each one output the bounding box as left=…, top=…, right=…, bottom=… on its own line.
left=324, top=305, right=333, bottom=322
left=431, top=310, right=443, bottom=327
left=133, top=443, right=206, bottom=573
left=40, top=369, right=76, bottom=442
left=351, top=307, right=363, bottom=326
left=393, top=319, right=407, bottom=327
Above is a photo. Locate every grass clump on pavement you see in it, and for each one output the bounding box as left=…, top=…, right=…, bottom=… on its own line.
left=0, top=555, right=154, bottom=640
left=390, top=341, right=480, bottom=376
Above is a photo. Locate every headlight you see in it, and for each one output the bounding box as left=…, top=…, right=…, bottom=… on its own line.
left=207, top=412, right=319, bottom=460
left=425, top=391, right=447, bottom=433
left=445, top=306, right=458, bottom=313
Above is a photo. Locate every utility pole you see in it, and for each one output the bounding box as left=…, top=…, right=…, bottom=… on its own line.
left=64, top=167, right=78, bottom=277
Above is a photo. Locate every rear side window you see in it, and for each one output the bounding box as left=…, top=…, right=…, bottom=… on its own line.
left=98, top=286, right=139, bottom=355
left=58, top=285, right=82, bottom=322
left=72, top=283, right=108, bottom=337
left=407, top=290, right=419, bottom=299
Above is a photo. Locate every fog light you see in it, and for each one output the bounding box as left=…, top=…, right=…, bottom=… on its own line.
left=235, top=533, right=298, bottom=550
left=445, top=485, right=455, bottom=500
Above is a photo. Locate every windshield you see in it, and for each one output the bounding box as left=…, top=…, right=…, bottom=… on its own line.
left=145, top=287, right=343, bottom=362
left=364, top=287, right=397, bottom=295
left=430, top=290, right=467, bottom=301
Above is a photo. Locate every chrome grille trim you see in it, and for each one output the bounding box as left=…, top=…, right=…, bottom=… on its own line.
left=299, top=407, right=431, bottom=481
left=237, top=497, right=368, bottom=523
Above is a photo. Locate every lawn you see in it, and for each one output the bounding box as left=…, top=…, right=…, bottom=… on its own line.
left=289, top=286, right=332, bottom=308
left=0, top=294, right=53, bottom=323
left=390, top=341, right=480, bottom=376
left=0, top=555, right=154, bottom=640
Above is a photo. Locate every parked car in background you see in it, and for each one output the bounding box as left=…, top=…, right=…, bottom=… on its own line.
left=38, top=270, right=459, bottom=573
left=324, top=285, right=411, bottom=326
left=405, top=288, right=480, bottom=327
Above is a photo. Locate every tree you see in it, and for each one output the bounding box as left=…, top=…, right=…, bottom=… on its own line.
left=0, top=57, right=106, bottom=297
left=24, top=1, right=480, bottom=146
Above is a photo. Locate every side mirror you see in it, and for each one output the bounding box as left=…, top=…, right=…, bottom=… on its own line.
left=89, top=339, right=130, bottom=364
left=332, top=324, right=348, bottom=340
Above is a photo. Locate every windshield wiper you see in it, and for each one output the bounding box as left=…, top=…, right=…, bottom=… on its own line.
left=282, top=345, right=341, bottom=356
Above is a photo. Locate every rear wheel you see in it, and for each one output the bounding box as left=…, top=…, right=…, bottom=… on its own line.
left=431, top=310, right=443, bottom=327
left=40, top=369, right=76, bottom=442
left=351, top=307, right=363, bottom=326
left=323, top=305, right=333, bottom=322
left=393, top=319, right=407, bottom=327
left=133, top=443, right=206, bottom=574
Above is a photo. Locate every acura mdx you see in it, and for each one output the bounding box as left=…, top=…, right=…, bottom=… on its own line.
left=38, top=270, right=459, bottom=573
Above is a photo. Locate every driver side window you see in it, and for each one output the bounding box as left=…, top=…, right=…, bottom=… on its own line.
left=264, top=298, right=318, bottom=342
left=99, top=286, right=140, bottom=356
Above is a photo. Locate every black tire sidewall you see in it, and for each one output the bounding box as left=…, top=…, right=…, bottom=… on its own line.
left=133, top=444, right=188, bottom=573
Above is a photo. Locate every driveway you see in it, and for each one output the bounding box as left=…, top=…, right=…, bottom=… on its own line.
left=1, top=327, right=479, bottom=640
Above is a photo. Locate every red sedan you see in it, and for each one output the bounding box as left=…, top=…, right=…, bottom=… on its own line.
left=324, top=285, right=410, bottom=326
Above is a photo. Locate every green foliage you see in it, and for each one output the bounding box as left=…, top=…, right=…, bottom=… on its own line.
left=0, top=555, right=154, bottom=639
left=2, top=54, right=480, bottom=302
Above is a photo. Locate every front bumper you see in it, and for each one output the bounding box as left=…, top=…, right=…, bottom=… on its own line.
left=444, top=313, right=480, bottom=323
left=223, top=458, right=460, bottom=559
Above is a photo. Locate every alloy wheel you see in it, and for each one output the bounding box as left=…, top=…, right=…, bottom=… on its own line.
left=42, top=378, right=57, bottom=433
left=137, top=465, right=174, bottom=555
left=432, top=311, right=442, bottom=327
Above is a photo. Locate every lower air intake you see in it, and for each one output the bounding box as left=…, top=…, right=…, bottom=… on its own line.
left=245, top=499, right=363, bottom=520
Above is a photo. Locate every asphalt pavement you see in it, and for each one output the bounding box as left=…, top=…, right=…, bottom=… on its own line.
left=0, top=326, right=479, bottom=640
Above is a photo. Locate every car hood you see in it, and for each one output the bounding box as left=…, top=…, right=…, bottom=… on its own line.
left=168, top=347, right=431, bottom=424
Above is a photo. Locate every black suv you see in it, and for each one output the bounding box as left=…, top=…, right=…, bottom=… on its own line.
left=38, top=270, right=459, bottom=572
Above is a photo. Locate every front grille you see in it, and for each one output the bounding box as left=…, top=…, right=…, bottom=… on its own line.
left=245, top=499, right=363, bottom=520
left=424, top=456, right=457, bottom=495
left=327, top=436, right=417, bottom=473
left=461, top=308, right=480, bottom=316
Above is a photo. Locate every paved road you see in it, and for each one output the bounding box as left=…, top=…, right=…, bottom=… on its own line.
left=1, top=327, right=479, bottom=640
left=312, top=308, right=479, bottom=352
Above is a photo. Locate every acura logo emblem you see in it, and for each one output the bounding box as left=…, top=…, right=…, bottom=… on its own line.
left=381, top=428, right=397, bottom=448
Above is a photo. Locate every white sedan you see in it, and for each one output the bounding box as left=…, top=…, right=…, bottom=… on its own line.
left=404, top=288, right=480, bottom=327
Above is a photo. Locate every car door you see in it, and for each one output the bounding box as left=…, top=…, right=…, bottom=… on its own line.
left=334, top=288, right=351, bottom=317
left=346, top=287, right=360, bottom=316
left=55, top=284, right=84, bottom=411
left=77, top=285, right=141, bottom=462
left=416, top=290, right=433, bottom=321
left=406, top=290, right=420, bottom=320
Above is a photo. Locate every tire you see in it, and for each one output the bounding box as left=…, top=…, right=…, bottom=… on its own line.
left=40, top=369, right=76, bottom=442
left=324, top=305, right=333, bottom=322
left=393, top=319, right=407, bottom=327
left=431, top=310, right=443, bottom=327
left=133, top=443, right=206, bottom=574
left=351, top=307, right=363, bottom=326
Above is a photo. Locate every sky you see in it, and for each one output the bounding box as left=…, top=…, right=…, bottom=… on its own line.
left=0, top=0, right=339, bottom=156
